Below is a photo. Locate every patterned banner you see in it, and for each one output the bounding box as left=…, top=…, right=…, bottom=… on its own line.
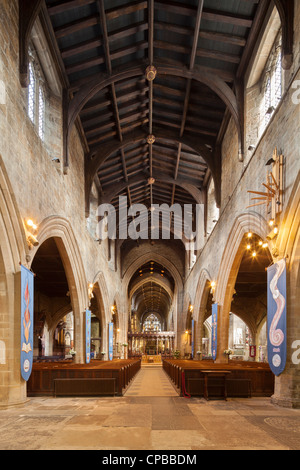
left=191, top=319, right=195, bottom=359
left=211, top=303, right=218, bottom=361
left=85, top=310, right=91, bottom=364
left=20, top=265, right=34, bottom=382
left=109, top=323, right=114, bottom=361
left=267, top=259, right=287, bottom=376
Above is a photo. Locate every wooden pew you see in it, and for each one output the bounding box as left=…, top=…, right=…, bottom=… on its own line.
left=163, top=359, right=274, bottom=398
left=27, top=359, right=141, bottom=397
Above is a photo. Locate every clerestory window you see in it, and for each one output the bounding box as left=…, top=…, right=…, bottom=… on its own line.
left=262, top=34, right=282, bottom=130
left=27, top=54, right=46, bottom=142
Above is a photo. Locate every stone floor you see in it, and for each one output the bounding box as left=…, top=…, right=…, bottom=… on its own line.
left=125, top=364, right=179, bottom=397
left=0, top=366, right=300, bottom=450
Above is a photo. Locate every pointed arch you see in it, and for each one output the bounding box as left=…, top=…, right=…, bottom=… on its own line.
left=215, top=212, right=269, bottom=307
left=30, top=217, right=89, bottom=362
left=214, top=212, right=270, bottom=362
left=31, top=217, right=89, bottom=312
left=0, top=155, right=28, bottom=406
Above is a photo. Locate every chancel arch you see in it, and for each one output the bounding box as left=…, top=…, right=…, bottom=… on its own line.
left=127, top=259, right=176, bottom=358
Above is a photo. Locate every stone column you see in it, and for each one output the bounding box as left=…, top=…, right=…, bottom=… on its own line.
left=271, top=258, right=300, bottom=409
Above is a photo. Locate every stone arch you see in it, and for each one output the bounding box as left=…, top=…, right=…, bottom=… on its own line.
left=90, top=271, right=110, bottom=360
left=92, top=271, right=110, bottom=323
left=129, top=276, right=174, bottom=304
left=49, top=304, right=73, bottom=333
left=30, top=217, right=89, bottom=363
left=123, top=252, right=183, bottom=292
left=0, top=156, right=28, bottom=406
left=193, top=269, right=213, bottom=357
left=214, top=212, right=269, bottom=362
left=123, top=252, right=184, bottom=350
left=31, top=217, right=89, bottom=311
left=215, top=212, right=269, bottom=306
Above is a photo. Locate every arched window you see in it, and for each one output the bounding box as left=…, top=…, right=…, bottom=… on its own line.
left=38, top=85, right=45, bottom=141
left=274, top=55, right=282, bottom=107
left=143, top=314, right=162, bottom=333
left=264, top=76, right=272, bottom=127
left=262, top=34, right=282, bottom=130
left=28, top=62, right=36, bottom=123
left=27, top=54, right=46, bottom=143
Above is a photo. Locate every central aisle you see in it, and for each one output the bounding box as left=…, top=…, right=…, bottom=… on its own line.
left=125, top=364, right=179, bottom=397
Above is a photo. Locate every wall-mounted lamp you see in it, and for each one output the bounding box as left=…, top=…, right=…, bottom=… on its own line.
left=88, top=283, right=94, bottom=301
left=269, top=219, right=275, bottom=227
left=26, top=219, right=38, bottom=231
left=25, top=218, right=39, bottom=248
left=210, top=281, right=216, bottom=295
left=267, top=224, right=280, bottom=240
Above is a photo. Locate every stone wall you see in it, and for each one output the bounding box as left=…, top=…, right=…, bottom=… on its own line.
left=0, top=0, right=124, bottom=407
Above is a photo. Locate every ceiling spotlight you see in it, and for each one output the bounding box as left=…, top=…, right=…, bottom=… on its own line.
left=247, top=232, right=253, bottom=239
left=252, top=251, right=257, bottom=258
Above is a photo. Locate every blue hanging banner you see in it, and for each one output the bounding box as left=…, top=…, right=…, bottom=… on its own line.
left=211, top=303, right=218, bottom=361
left=267, top=259, right=287, bottom=376
left=85, top=310, right=91, bottom=364
left=109, top=323, right=114, bottom=361
left=20, top=265, right=34, bottom=382
left=191, top=319, right=195, bottom=359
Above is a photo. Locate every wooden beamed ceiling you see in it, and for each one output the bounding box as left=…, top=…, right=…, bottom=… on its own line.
left=37, top=0, right=277, bottom=212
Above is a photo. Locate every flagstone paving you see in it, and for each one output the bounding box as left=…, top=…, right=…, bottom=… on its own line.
left=0, top=366, right=299, bottom=450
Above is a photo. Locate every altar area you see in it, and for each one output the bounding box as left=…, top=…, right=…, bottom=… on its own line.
left=142, top=355, right=162, bottom=364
